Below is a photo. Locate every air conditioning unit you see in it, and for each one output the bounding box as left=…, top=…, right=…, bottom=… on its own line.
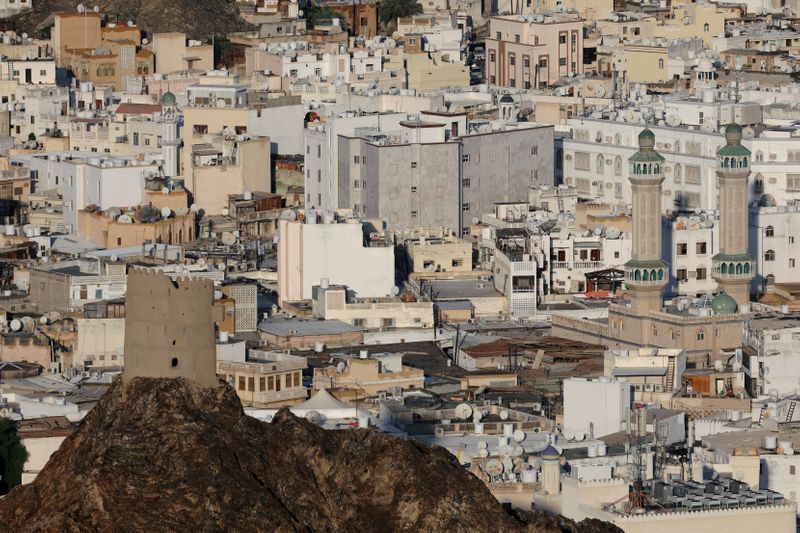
left=654, top=384, right=663, bottom=392
left=644, top=383, right=655, bottom=392
left=635, top=384, right=642, bottom=391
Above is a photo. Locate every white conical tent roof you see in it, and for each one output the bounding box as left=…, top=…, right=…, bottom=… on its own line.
left=296, top=389, right=349, bottom=411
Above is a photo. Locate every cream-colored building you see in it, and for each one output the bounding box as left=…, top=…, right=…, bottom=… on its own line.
left=78, top=208, right=194, bottom=249
left=401, top=232, right=473, bottom=274
left=151, top=33, right=212, bottom=74
left=313, top=352, right=424, bottom=396
left=217, top=349, right=307, bottom=407
left=312, top=284, right=434, bottom=329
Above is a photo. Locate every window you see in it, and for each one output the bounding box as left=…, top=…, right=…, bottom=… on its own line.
left=353, top=318, right=366, bottom=327
left=411, top=162, right=417, bottom=169
left=462, top=203, right=471, bottom=211
left=95, top=289, right=103, bottom=299
left=791, top=236, right=795, bottom=244
left=275, top=376, right=281, bottom=391
left=523, top=57, right=529, bottom=68
left=462, top=154, right=470, bottom=162
left=674, top=163, right=682, bottom=183
left=259, top=377, right=266, bottom=391
left=696, top=268, right=707, bottom=280
left=411, top=186, right=417, bottom=192
left=381, top=318, right=395, bottom=327
left=766, top=225, right=774, bottom=237
left=559, top=58, right=567, bottom=67
left=489, top=51, right=496, bottom=63
left=248, top=377, right=255, bottom=391
left=658, top=58, right=664, bottom=69
left=677, top=243, right=688, bottom=256
left=133, top=132, right=139, bottom=145
left=496, top=32, right=501, bottom=39
left=685, top=165, right=701, bottom=184
left=614, top=156, right=622, bottom=176
left=354, top=155, right=360, bottom=164
left=452, top=259, right=463, bottom=268
left=539, top=57, right=548, bottom=68
left=509, top=54, right=515, bottom=66
left=267, top=376, right=274, bottom=391
left=791, top=258, right=796, bottom=268
left=514, top=34, right=520, bottom=43
left=462, top=178, right=470, bottom=187
left=317, top=145, right=321, bottom=157
left=531, top=145, right=538, bottom=155
left=144, top=138, right=150, bottom=146
left=559, top=35, right=567, bottom=44
left=574, top=151, right=590, bottom=170
left=765, top=249, right=776, bottom=261
left=791, top=465, right=796, bottom=475
left=596, top=154, right=604, bottom=172
left=411, top=210, right=418, bottom=218
left=697, top=330, right=705, bottom=341
left=703, top=23, right=710, bottom=33
left=696, top=242, right=707, bottom=255
left=677, top=268, right=688, bottom=281
left=238, top=376, right=245, bottom=390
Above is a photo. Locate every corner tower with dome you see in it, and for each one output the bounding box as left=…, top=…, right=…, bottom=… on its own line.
left=712, top=123, right=753, bottom=311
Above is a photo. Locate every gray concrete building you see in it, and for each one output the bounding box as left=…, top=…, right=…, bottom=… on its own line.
left=337, top=114, right=554, bottom=233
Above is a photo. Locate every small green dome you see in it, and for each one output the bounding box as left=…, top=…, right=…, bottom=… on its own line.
left=638, top=128, right=656, bottom=148
left=711, top=292, right=738, bottom=315
left=162, top=91, right=176, bottom=106
left=725, top=122, right=743, bottom=143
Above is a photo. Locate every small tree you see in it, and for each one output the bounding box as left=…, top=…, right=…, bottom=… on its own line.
left=0, top=418, right=28, bottom=494
left=305, top=6, right=348, bottom=31
left=379, top=0, right=422, bottom=26
left=27, top=133, right=36, bottom=142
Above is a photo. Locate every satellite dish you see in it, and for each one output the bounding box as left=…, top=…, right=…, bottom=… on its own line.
left=213, top=290, right=223, bottom=300
left=484, top=459, right=504, bottom=475
left=575, top=431, right=585, bottom=442
left=161, top=187, right=170, bottom=195
left=305, top=410, right=323, bottom=425
left=606, top=227, right=621, bottom=239
left=279, top=209, right=297, bottom=221
left=161, top=207, right=172, bottom=219
left=512, top=445, right=524, bottom=457
left=455, top=403, right=473, bottom=420
left=499, top=444, right=513, bottom=456
left=499, top=410, right=509, bottom=420
left=9, top=319, right=21, bottom=331
left=513, top=430, right=526, bottom=443
left=197, top=258, right=206, bottom=267
left=142, top=38, right=148, bottom=45
left=77, top=3, right=85, bottom=13
left=735, top=471, right=745, bottom=481
left=478, top=448, right=489, bottom=458
left=110, top=254, right=118, bottom=262
left=21, top=33, right=27, bottom=40
left=298, top=9, right=304, bottom=16
left=221, top=232, right=237, bottom=245
left=477, top=441, right=488, bottom=450
left=117, top=214, right=133, bottom=224
left=93, top=5, right=99, bottom=12
left=221, top=207, right=230, bottom=216
left=595, top=85, right=606, bottom=98
left=39, top=316, right=49, bottom=325
left=391, top=285, right=400, bottom=297
left=175, top=207, right=189, bottom=217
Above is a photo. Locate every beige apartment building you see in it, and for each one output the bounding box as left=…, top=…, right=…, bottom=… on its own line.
left=312, top=284, right=434, bottom=329
left=151, top=33, right=213, bottom=74
left=218, top=350, right=307, bottom=407
left=78, top=210, right=195, bottom=249
left=313, top=353, right=424, bottom=396
left=485, top=14, right=583, bottom=89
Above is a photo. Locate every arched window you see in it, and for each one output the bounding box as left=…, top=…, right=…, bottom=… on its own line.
left=614, top=156, right=622, bottom=176
left=673, top=140, right=681, bottom=153
left=614, top=133, right=621, bottom=145
left=650, top=269, right=658, bottom=281
left=742, top=156, right=748, bottom=167
left=721, top=263, right=728, bottom=274
left=654, top=164, right=660, bottom=173
left=736, top=263, right=743, bottom=274
left=765, top=249, right=776, bottom=261
left=658, top=58, right=664, bottom=69
left=728, top=263, right=735, bottom=274
left=596, top=154, right=604, bottom=172
left=703, top=23, right=710, bottom=33
left=744, top=263, right=750, bottom=274
left=658, top=269, right=664, bottom=280
left=635, top=269, right=642, bottom=281
left=755, top=150, right=764, bottom=162
left=643, top=270, right=650, bottom=281
left=766, top=225, right=774, bottom=237
left=754, top=174, right=764, bottom=193
left=674, top=163, right=682, bottom=183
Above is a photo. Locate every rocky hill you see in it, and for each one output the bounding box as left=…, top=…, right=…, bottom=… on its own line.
left=5, top=0, right=252, bottom=39
left=0, top=378, right=621, bottom=532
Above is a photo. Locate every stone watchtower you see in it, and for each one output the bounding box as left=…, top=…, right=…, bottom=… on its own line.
left=712, top=123, right=753, bottom=311
left=624, top=129, right=668, bottom=315
left=122, top=269, right=218, bottom=388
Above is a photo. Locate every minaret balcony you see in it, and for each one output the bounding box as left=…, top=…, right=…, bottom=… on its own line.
left=624, top=260, right=668, bottom=287
left=712, top=254, right=753, bottom=279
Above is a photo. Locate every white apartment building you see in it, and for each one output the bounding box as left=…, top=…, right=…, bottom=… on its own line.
left=14, top=152, right=157, bottom=234
left=664, top=212, right=719, bottom=297
left=277, top=214, right=395, bottom=303
left=10, top=85, right=70, bottom=141
left=247, top=43, right=354, bottom=81
left=745, top=314, right=800, bottom=397
left=749, top=203, right=800, bottom=291
left=0, top=58, right=55, bottom=85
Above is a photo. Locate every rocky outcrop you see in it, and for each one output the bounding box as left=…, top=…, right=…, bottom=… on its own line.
left=7, top=0, right=252, bottom=39
left=0, top=378, right=622, bottom=532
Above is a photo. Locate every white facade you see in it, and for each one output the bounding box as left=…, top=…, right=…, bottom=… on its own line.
left=664, top=213, right=719, bottom=296
left=745, top=315, right=800, bottom=397
left=277, top=217, right=395, bottom=303
left=749, top=204, right=800, bottom=291
left=0, top=59, right=55, bottom=85
left=563, top=377, right=632, bottom=439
